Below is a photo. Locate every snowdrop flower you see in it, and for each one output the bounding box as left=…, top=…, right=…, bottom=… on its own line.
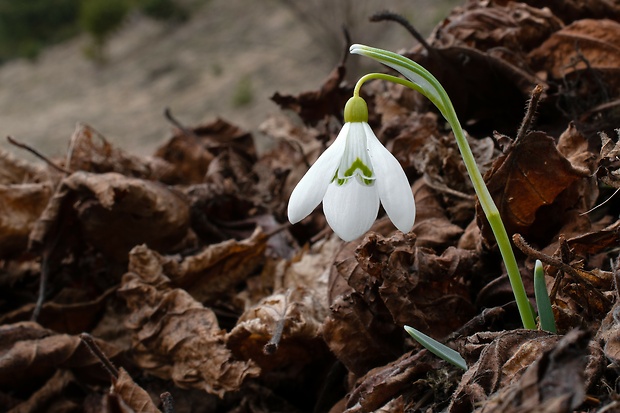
left=287, top=96, right=415, bottom=241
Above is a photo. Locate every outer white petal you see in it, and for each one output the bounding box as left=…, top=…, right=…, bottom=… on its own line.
left=323, top=180, right=380, bottom=241
left=364, top=123, right=415, bottom=233
left=287, top=124, right=349, bottom=224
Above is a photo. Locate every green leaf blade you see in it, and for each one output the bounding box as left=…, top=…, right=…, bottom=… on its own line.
left=404, top=325, right=467, bottom=370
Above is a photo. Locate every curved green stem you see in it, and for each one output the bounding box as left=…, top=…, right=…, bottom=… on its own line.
left=352, top=44, right=536, bottom=329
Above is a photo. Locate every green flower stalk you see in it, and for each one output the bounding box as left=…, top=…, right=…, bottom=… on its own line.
left=350, top=44, right=536, bottom=330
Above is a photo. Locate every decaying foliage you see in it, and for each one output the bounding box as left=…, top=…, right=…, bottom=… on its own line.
left=3, top=0, right=620, bottom=411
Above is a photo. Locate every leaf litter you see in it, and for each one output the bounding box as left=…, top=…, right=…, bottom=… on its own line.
left=3, top=0, right=620, bottom=411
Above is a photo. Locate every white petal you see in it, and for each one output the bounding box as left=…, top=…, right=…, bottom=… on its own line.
left=364, top=123, right=415, bottom=233
left=287, top=124, right=349, bottom=224
left=323, top=180, right=380, bottom=241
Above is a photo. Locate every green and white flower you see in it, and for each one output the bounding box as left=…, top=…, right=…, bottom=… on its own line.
left=287, top=96, right=415, bottom=241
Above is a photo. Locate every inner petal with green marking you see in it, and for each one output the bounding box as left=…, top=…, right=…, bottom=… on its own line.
left=332, top=125, right=376, bottom=186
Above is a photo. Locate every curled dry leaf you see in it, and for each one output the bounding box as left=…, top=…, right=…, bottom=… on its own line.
left=0, top=182, right=52, bottom=259
left=155, top=118, right=257, bottom=185
left=529, top=19, right=620, bottom=80
left=0, top=322, right=121, bottom=392
left=480, top=130, right=591, bottom=243
left=0, top=148, right=51, bottom=184
left=460, top=330, right=603, bottom=413
left=356, top=233, right=477, bottom=338
left=119, top=245, right=260, bottom=397
left=597, top=298, right=620, bottom=367
left=66, top=123, right=176, bottom=183
left=433, top=1, right=562, bottom=53
left=157, top=227, right=266, bottom=303
left=449, top=330, right=559, bottom=412
left=227, top=287, right=328, bottom=371
left=7, top=369, right=76, bottom=413
left=509, top=0, right=620, bottom=23
left=271, top=64, right=351, bottom=126
left=529, top=19, right=620, bottom=122
left=0, top=286, right=115, bottom=335
left=343, top=350, right=443, bottom=413
left=226, top=236, right=339, bottom=370
left=29, top=171, right=191, bottom=262
left=109, top=367, right=161, bottom=413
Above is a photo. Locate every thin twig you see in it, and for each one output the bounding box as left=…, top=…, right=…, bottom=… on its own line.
left=516, top=84, right=544, bottom=142
left=340, top=26, right=351, bottom=67
left=549, top=235, right=568, bottom=302
left=512, top=233, right=611, bottom=307
left=7, top=136, right=71, bottom=174
left=370, top=11, right=433, bottom=52
left=163, top=107, right=199, bottom=139
left=160, top=392, right=175, bottom=413
left=79, top=333, right=119, bottom=379
left=423, top=174, right=475, bottom=200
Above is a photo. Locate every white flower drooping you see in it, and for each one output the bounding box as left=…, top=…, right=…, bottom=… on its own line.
left=287, top=96, right=415, bottom=241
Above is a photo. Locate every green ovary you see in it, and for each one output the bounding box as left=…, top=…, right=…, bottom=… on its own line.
left=333, top=158, right=375, bottom=186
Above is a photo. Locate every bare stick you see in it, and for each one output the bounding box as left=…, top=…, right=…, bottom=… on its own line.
left=7, top=136, right=71, bottom=174
left=163, top=107, right=199, bottom=139
left=370, top=11, right=433, bottom=52
left=512, top=233, right=611, bottom=307
left=79, top=333, right=119, bottom=379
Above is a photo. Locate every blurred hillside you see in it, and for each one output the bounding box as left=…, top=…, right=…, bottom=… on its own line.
left=0, top=0, right=460, bottom=157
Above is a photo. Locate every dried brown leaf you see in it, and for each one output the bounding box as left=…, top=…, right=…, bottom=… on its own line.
left=510, top=0, right=620, bottom=23
left=449, top=330, right=559, bottom=412
left=344, top=351, right=443, bottom=413
left=0, top=322, right=121, bottom=392
left=529, top=19, right=620, bottom=79
left=467, top=330, right=603, bottom=413
left=7, top=369, right=75, bottom=413
left=155, top=118, right=256, bottom=185
left=66, top=123, right=176, bottom=183
left=480, top=131, right=590, bottom=241
left=356, top=233, right=477, bottom=338
left=0, top=148, right=52, bottom=184
left=433, top=1, right=562, bottom=53
left=0, top=286, right=115, bottom=335
left=161, top=227, right=267, bottom=303
left=0, top=182, right=52, bottom=258
left=119, top=246, right=260, bottom=397
left=29, top=171, right=191, bottom=262
left=227, top=287, right=329, bottom=371
left=109, top=367, right=161, bottom=413
left=271, top=65, right=351, bottom=126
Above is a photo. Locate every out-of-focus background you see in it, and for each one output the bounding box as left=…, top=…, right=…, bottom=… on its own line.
left=0, top=0, right=461, bottom=156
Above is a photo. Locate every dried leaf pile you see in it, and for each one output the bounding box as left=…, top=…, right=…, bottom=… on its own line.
left=3, top=0, right=620, bottom=412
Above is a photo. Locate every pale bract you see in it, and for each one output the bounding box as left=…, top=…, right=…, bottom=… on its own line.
left=287, top=120, right=415, bottom=241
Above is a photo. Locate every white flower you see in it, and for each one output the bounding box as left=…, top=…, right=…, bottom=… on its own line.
left=287, top=96, right=415, bottom=241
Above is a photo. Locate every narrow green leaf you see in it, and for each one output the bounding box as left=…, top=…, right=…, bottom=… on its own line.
left=404, top=325, right=467, bottom=370
left=534, top=259, right=557, bottom=333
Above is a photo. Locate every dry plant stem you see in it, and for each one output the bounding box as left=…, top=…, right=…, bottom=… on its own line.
left=79, top=333, right=119, bottom=379
left=263, top=290, right=290, bottom=355
left=160, top=392, right=175, bottom=413
left=516, top=84, right=543, bottom=141
left=350, top=46, right=536, bottom=329
left=7, top=135, right=71, bottom=174
left=513, top=233, right=612, bottom=307
left=30, top=249, right=50, bottom=322
left=164, top=107, right=199, bottom=139
left=369, top=11, right=433, bottom=52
